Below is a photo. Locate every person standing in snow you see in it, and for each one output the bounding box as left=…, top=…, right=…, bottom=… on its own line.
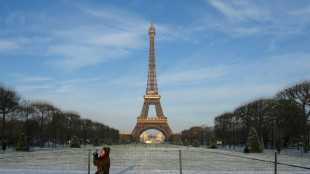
left=93, top=147, right=110, bottom=174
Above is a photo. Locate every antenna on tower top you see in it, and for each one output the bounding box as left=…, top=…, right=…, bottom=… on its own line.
left=151, top=16, right=153, bottom=26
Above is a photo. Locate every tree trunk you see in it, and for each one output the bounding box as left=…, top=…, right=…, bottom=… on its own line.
left=304, top=132, right=309, bottom=153
left=40, top=113, right=43, bottom=148
left=1, top=113, right=5, bottom=150
left=303, top=114, right=309, bottom=153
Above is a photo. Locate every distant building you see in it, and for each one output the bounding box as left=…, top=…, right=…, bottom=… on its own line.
left=139, top=131, right=166, bottom=143
left=155, top=132, right=165, bottom=143
left=140, top=132, right=150, bottom=142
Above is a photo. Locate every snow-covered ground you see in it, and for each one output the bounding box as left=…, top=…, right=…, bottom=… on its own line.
left=0, top=144, right=309, bottom=174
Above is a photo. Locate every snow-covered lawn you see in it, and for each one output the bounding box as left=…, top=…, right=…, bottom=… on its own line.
left=0, top=144, right=309, bottom=174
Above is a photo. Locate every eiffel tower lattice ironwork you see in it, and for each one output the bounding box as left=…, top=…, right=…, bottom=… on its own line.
left=131, top=19, right=173, bottom=141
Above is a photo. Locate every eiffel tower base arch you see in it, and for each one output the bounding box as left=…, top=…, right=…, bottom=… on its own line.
left=131, top=117, right=173, bottom=142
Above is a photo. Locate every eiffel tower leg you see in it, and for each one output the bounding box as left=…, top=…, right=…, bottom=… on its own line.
left=132, top=122, right=144, bottom=142
left=155, top=101, right=164, bottom=117
left=140, top=102, right=149, bottom=118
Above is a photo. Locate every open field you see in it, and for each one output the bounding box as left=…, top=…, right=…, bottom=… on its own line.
left=0, top=144, right=309, bottom=174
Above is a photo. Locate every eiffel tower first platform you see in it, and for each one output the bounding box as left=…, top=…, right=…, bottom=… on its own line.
left=131, top=19, right=173, bottom=142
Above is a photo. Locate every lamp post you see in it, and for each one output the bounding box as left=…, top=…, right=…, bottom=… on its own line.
left=201, top=125, right=205, bottom=147
left=82, top=123, right=86, bottom=147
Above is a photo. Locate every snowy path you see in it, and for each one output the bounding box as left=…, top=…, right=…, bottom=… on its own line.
left=0, top=144, right=309, bottom=174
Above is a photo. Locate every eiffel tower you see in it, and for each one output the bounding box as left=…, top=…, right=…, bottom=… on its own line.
left=131, top=19, right=173, bottom=141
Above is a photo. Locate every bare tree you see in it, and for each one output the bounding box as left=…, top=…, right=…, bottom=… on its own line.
left=232, top=98, right=275, bottom=146
left=214, top=112, right=233, bottom=147
left=46, top=109, right=64, bottom=148
left=181, top=129, right=190, bottom=142
left=63, top=111, right=81, bottom=144
left=18, top=99, right=35, bottom=120
left=17, top=99, right=35, bottom=144
left=202, top=126, right=213, bottom=145
left=93, top=122, right=107, bottom=144
left=24, top=119, right=39, bottom=146
left=0, top=85, right=20, bottom=150
left=31, top=101, right=58, bottom=148
left=80, top=119, right=93, bottom=146
left=234, top=104, right=253, bottom=141
left=269, top=99, right=304, bottom=147
left=276, top=80, right=310, bottom=152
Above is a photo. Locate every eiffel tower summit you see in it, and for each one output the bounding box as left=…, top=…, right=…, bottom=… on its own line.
left=131, top=18, right=173, bottom=141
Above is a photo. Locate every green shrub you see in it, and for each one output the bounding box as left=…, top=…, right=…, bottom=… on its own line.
left=193, top=139, right=199, bottom=147
left=247, top=127, right=262, bottom=153
left=16, top=133, right=29, bottom=151
left=184, top=139, right=189, bottom=146
left=107, top=139, right=112, bottom=145
left=94, top=137, right=99, bottom=146
left=70, top=136, right=80, bottom=148
left=209, top=135, right=218, bottom=149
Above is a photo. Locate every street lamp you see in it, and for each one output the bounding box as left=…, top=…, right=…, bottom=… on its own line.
left=201, top=125, right=205, bottom=147
left=81, top=123, right=86, bottom=147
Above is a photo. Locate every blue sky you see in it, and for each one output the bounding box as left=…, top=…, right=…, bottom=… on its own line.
left=1, top=0, right=310, bottom=133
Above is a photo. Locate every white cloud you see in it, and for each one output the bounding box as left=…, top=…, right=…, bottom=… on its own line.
left=22, top=77, right=52, bottom=83
left=289, top=5, right=310, bottom=16
left=82, top=7, right=147, bottom=30
left=107, top=52, right=310, bottom=89
left=204, top=0, right=310, bottom=39
left=86, top=31, right=144, bottom=49
left=46, top=44, right=103, bottom=70
left=108, top=75, right=145, bottom=87
left=0, top=40, right=19, bottom=51
left=159, top=65, right=225, bottom=85
left=232, top=27, right=263, bottom=37
left=107, top=65, right=225, bottom=88
left=0, top=36, right=52, bottom=54
left=42, top=9, right=148, bottom=71
left=18, top=85, right=54, bottom=92
left=58, top=77, right=102, bottom=84
left=1, top=4, right=150, bottom=71
left=17, top=77, right=104, bottom=98
left=207, top=0, right=271, bottom=22
left=46, top=45, right=131, bottom=71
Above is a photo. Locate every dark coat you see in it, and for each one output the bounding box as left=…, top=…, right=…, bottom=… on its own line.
left=93, top=147, right=110, bottom=174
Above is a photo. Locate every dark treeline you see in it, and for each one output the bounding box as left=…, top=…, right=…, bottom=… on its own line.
left=180, top=80, right=310, bottom=152
left=213, top=80, right=309, bottom=152
left=181, top=126, right=213, bottom=145
left=0, top=83, right=119, bottom=150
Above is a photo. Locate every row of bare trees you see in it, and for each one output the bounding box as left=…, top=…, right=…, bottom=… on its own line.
left=0, top=84, right=119, bottom=150
left=213, top=80, right=310, bottom=152
left=181, top=126, right=213, bottom=145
